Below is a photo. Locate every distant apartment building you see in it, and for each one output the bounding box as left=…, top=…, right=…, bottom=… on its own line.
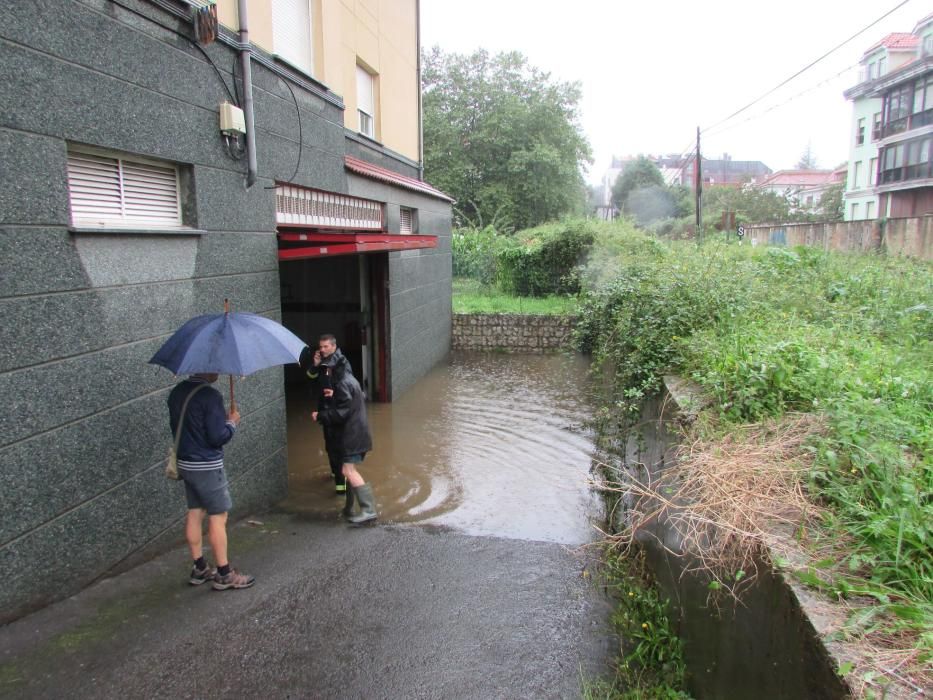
left=870, top=14, right=933, bottom=218
left=599, top=153, right=771, bottom=212
left=843, top=31, right=920, bottom=220
left=752, top=169, right=844, bottom=212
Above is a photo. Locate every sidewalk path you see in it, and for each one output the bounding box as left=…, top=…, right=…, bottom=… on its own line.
left=0, top=513, right=613, bottom=699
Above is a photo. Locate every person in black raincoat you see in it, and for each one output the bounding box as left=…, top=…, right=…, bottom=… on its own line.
left=303, top=335, right=351, bottom=494
left=311, top=335, right=377, bottom=524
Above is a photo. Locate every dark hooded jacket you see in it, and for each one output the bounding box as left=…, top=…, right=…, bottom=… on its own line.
left=314, top=349, right=372, bottom=458
left=304, top=348, right=353, bottom=459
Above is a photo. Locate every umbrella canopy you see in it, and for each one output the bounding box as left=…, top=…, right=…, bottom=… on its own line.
left=149, top=311, right=306, bottom=377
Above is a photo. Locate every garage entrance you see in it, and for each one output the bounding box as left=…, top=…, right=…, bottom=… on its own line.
left=279, top=251, right=389, bottom=401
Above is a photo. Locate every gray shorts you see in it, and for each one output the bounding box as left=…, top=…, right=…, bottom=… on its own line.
left=181, top=468, right=233, bottom=515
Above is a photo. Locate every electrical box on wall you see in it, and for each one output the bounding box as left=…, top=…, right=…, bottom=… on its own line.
left=219, top=102, right=246, bottom=135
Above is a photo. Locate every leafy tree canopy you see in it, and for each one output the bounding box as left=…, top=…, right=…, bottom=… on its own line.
left=611, top=156, right=665, bottom=210
left=702, top=185, right=803, bottom=225
left=422, top=47, right=592, bottom=231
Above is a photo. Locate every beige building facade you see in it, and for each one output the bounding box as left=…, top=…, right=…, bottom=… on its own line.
left=216, top=0, right=419, bottom=161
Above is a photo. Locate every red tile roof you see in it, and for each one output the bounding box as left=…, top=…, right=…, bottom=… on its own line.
left=863, top=32, right=919, bottom=56
left=755, top=170, right=836, bottom=188
left=345, top=156, right=454, bottom=202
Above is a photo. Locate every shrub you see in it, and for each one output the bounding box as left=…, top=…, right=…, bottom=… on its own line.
left=494, top=219, right=596, bottom=296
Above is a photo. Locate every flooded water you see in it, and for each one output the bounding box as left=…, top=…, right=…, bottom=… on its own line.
left=282, top=351, right=602, bottom=544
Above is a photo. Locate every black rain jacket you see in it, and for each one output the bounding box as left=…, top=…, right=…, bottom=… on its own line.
left=315, top=350, right=372, bottom=458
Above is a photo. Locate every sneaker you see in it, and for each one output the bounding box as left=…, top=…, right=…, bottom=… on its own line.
left=189, top=563, right=216, bottom=586
left=212, top=569, right=255, bottom=591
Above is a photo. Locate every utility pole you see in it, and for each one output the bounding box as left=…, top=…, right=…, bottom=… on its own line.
left=695, top=126, right=702, bottom=236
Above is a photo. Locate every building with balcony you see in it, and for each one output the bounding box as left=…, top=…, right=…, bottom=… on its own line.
left=0, top=0, right=452, bottom=622
left=870, top=14, right=933, bottom=218
left=842, top=32, right=919, bottom=220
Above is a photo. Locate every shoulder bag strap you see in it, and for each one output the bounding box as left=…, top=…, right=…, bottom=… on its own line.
left=173, top=383, right=210, bottom=457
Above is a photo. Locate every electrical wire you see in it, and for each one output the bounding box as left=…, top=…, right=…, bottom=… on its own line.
left=107, top=0, right=237, bottom=105
left=701, top=0, right=913, bottom=135
left=281, top=78, right=304, bottom=185
left=702, top=60, right=861, bottom=141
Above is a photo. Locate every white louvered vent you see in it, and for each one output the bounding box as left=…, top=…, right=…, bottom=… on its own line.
left=399, top=207, right=413, bottom=234
left=67, top=150, right=181, bottom=228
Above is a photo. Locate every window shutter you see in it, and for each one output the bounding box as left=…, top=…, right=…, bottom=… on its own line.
left=356, top=66, right=374, bottom=116
left=399, top=207, right=413, bottom=234
left=67, top=149, right=181, bottom=227
left=67, top=152, right=123, bottom=222
left=122, top=160, right=180, bottom=224
left=272, top=0, right=313, bottom=75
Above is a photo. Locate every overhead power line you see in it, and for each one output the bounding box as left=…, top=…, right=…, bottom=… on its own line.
left=701, top=0, right=913, bottom=135
left=702, top=60, right=861, bottom=140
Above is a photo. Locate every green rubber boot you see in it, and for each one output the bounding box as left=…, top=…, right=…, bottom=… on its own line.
left=341, top=484, right=355, bottom=518
left=348, top=484, right=377, bottom=525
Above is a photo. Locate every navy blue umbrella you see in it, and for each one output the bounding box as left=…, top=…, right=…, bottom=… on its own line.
left=150, top=301, right=307, bottom=407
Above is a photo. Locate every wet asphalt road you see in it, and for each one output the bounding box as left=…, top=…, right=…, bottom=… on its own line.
left=0, top=514, right=614, bottom=699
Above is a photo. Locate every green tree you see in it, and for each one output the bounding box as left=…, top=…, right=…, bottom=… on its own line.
left=422, top=47, right=592, bottom=231
left=611, top=156, right=665, bottom=210
left=702, top=185, right=804, bottom=225
left=796, top=142, right=818, bottom=169
left=818, top=180, right=846, bottom=222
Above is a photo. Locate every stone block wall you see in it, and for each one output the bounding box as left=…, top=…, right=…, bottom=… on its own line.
left=452, top=314, right=576, bottom=353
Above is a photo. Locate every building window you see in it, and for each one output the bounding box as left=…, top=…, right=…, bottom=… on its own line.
left=865, top=201, right=875, bottom=219
left=271, top=0, right=313, bottom=76
left=66, top=148, right=182, bottom=228
left=869, top=157, right=878, bottom=186
left=356, top=64, right=376, bottom=139
left=856, top=118, right=865, bottom=146
left=868, top=61, right=877, bottom=80
left=851, top=202, right=860, bottom=219
left=853, top=160, right=863, bottom=189
left=878, top=57, right=886, bottom=76
left=872, top=112, right=882, bottom=141
left=399, top=207, right=415, bottom=234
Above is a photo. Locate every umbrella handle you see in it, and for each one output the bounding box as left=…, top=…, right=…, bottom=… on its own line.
left=229, top=374, right=236, bottom=413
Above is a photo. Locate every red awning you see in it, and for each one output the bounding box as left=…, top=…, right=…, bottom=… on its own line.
left=278, top=231, right=437, bottom=260
left=344, top=156, right=454, bottom=202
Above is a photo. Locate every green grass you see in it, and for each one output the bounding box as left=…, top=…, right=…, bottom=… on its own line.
left=452, top=277, right=578, bottom=315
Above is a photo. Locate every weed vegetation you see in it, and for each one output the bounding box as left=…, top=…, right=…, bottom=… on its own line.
left=574, top=224, right=932, bottom=696
left=582, top=547, right=692, bottom=700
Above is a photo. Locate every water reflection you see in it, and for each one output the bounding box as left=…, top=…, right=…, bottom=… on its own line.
left=282, top=351, right=601, bottom=544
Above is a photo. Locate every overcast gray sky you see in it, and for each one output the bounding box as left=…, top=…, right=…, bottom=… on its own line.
left=420, top=0, right=924, bottom=184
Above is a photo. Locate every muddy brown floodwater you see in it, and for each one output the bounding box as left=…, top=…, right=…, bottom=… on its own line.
left=282, top=350, right=603, bottom=544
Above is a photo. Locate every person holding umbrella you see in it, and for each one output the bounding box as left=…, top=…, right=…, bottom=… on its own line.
left=311, top=336, right=377, bottom=524
left=151, top=300, right=309, bottom=588
left=168, top=372, right=254, bottom=590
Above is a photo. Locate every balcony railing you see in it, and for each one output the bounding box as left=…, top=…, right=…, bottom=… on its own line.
left=882, top=108, right=933, bottom=138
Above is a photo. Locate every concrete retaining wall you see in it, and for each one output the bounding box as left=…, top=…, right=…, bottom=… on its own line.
left=451, top=314, right=575, bottom=353
left=744, top=215, right=932, bottom=261
left=607, top=383, right=850, bottom=699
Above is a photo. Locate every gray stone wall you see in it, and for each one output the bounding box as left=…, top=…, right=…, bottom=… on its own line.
left=452, top=314, right=576, bottom=353
left=0, top=0, right=450, bottom=621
